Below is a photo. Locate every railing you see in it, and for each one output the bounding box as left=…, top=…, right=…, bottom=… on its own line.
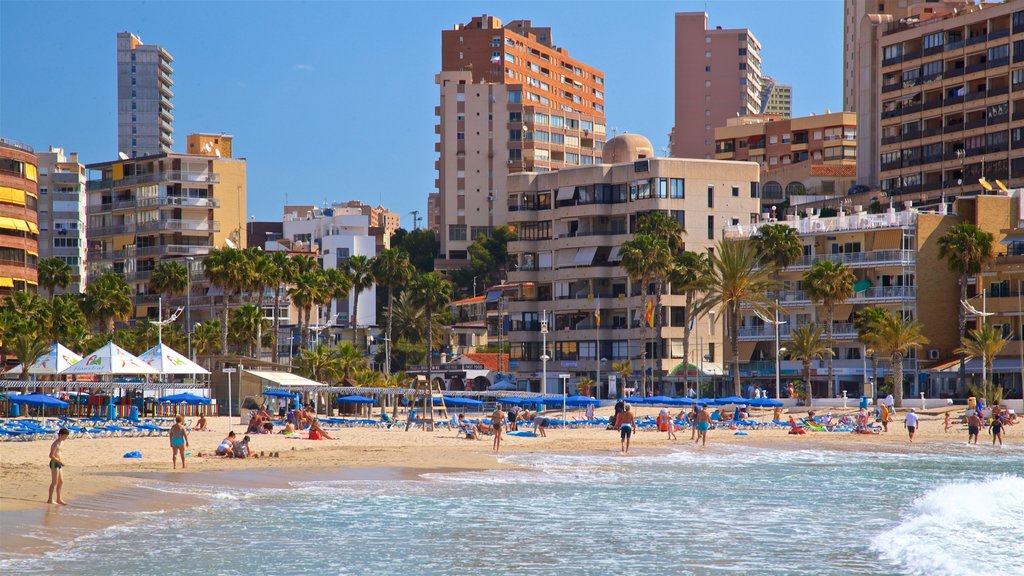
left=87, top=171, right=219, bottom=191
left=751, top=286, right=917, bottom=306
left=90, top=244, right=212, bottom=260
left=91, top=220, right=220, bottom=236
left=738, top=322, right=859, bottom=340
left=724, top=209, right=918, bottom=239
left=789, top=249, right=916, bottom=269
left=0, top=137, right=33, bottom=153
left=88, top=196, right=220, bottom=213
left=51, top=172, right=81, bottom=184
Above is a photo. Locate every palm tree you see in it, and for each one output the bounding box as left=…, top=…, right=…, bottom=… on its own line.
left=149, top=260, right=189, bottom=321
left=229, top=303, right=269, bottom=358
left=203, top=247, right=238, bottom=353
left=0, top=291, right=51, bottom=378
left=345, top=255, right=375, bottom=343
left=37, top=257, right=72, bottom=302
left=621, top=233, right=671, bottom=395
left=955, top=324, right=1010, bottom=404
left=804, top=260, right=855, bottom=398
left=938, top=223, right=995, bottom=388
left=336, top=342, right=367, bottom=384
left=635, top=211, right=685, bottom=251
left=372, top=248, right=413, bottom=374
left=783, top=324, right=833, bottom=407
left=871, top=310, right=928, bottom=407
left=295, top=344, right=341, bottom=383
left=577, top=376, right=596, bottom=397
left=697, top=240, right=777, bottom=396
left=752, top=223, right=803, bottom=286
left=668, top=250, right=711, bottom=395
left=288, top=269, right=325, bottom=350
left=84, top=271, right=133, bottom=333
left=854, top=306, right=889, bottom=395
left=268, top=251, right=296, bottom=364
left=192, top=319, right=222, bottom=369
left=50, top=294, right=88, bottom=351
left=408, top=272, right=453, bottom=387
left=247, top=251, right=278, bottom=361
left=324, top=267, right=352, bottom=329
left=612, top=360, right=632, bottom=396
left=353, top=367, right=384, bottom=388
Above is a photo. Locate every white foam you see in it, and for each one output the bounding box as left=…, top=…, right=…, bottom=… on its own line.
left=872, top=475, right=1024, bottom=576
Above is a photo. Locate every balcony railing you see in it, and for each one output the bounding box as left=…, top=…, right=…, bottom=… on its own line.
left=789, top=249, right=916, bottom=269
left=89, top=244, right=212, bottom=260
left=88, top=196, right=220, bottom=214
left=749, top=286, right=917, bottom=306
left=738, top=322, right=859, bottom=340
left=725, top=209, right=919, bottom=239
left=87, top=171, right=219, bottom=191
left=91, top=219, right=219, bottom=236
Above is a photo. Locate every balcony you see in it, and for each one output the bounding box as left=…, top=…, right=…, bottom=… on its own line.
left=749, top=286, right=917, bottom=307
left=725, top=209, right=920, bottom=239
left=91, top=219, right=219, bottom=236
left=89, top=244, right=212, bottom=261
left=52, top=172, right=81, bottom=185
left=87, top=195, right=220, bottom=214
left=738, top=322, right=859, bottom=341
left=943, top=68, right=965, bottom=80
left=87, top=171, right=219, bottom=191
left=788, top=249, right=916, bottom=270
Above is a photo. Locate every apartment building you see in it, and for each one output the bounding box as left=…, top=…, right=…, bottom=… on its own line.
left=505, top=134, right=761, bottom=396
left=426, top=192, right=441, bottom=234
left=85, top=151, right=246, bottom=319
left=272, top=204, right=377, bottom=328
left=35, top=147, right=87, bottom=293
left=117, top=32, right=174, bottom=158
left=722, top=192, right=1020, bottom=400
left=334, top=200, right=400, bottom=248
left=714, top=112, right=858, bottom=204
left=760, top=76, right=793, bottom=118
left=864, top=1, right=1024, bottom=197
left=435, top=15, right=607, bottom=266
left=0, top=138, right=39, bottom=295
left=670, top=12, right=763, bottom=159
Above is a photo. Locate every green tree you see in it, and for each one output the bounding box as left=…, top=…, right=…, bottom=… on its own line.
left=871, top=310, right=928, bottom=407
left=203, top=247, right=242, bottom=353
left=955, top=324, right=1010, bottom=404
left=612, top=360, right=633, bottom=396
left=345, top=255, right=375, bottom=343
left=408, top=272, right=453, bottom=386
left=230, top=303, right=270, bottom=358
left=192, top=320, right=222, bottom=369
left=335, top=342, right=367, bottom=384
left=372, top=248, right=413, bottom=373
left=697, top=240, right=777, bottom=396
left=804, top=260, right=855, bottom=397
left=620, top=233, right=671, bottom=395
left=668, top=250, right=711, bottom=394
left=149, top=260, right=189, bottom=321
left=37, top=257, right=72, bottom=302
left=84, top=271, right=133, bottom=333
left=323, top=267, right=352, bottom=331
left=854, top=306, right=890, bottom=395
left=938, top=223, right=995, bottom=388
left=577, top=376, right=596, bottom=397
left=393, top=228, right=438, bottom=273
left=783, top=324, right=834, bottom=407
left=50, top=294, right=88, bottom=351
left=295, top=344, right=341, bottom=384
left=0, top=291, right=52, bottom=378
left=289, top=267, right=326, bottom=350
left=248, top=250, right=279, bottom=360
left=268, top=251, right=297, bottom=364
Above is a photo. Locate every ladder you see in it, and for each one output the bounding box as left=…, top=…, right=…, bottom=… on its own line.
left=410, top=375, right=449, bottom=431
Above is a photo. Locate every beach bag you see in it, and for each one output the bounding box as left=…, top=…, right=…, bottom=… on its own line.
left=309, top=430, right=322, bottom=440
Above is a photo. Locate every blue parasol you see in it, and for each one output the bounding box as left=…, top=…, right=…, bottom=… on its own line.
left=336, top=395, right=376, bottom=404
left=8, top=394, right=69, bottom=408
left=158, top=393, right=210, bottom=404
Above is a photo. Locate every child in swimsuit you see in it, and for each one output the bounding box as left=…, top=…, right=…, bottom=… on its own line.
left=47, top=428, right=70, bottom=505
left=169, top=414, right=189, bottom=469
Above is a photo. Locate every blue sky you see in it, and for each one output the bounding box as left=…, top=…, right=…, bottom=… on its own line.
left=0, top=1, right=842, bottom=227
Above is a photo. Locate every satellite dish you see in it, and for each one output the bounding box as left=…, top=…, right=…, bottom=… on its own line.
left=214, top=148, right=221, bottom=158
left=224, top=237, right=237, bottom=248
left=118, top=152, right=129, bottom=160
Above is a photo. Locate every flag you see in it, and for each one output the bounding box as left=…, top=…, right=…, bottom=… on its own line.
left=645, top=299, right=655, bottom=327
left=594, top=298, right=601, bottom=327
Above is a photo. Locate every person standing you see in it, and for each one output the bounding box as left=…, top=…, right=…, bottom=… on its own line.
left=695, top=405, right=711, bottom=447
left=905, top=409, right=918, bottom=443
left=991, top=407, right=1005, bottom=447
left=615, top=403, right=635, bottom=454
left=491, top=406, right=505, bottom=452
left=47, top=428, right=70, bottom=505
left=967, top=411, right=982, bottom=444
left=169, top=415, right=189, bottom=469
left=585, top=401, right=595, bottom=422
left=880, top=403, right=892, bottom=433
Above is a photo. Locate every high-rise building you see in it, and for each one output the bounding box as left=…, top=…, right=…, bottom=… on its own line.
left=435, top=15, right=607, bottom=266
left=759, top=76, right=793, bottom=118
left=670, top=12, right=763, bottom=160
left=714, top=112, right=857, bottom=204
left=35, top=147, right=88, bottom=293
left=505, top=134, right=761, bottom=396
left=117, top=32, right=174, bottom=158
left=0, top=138, right=39, bottom=295
left=871, top=2, right=1024, bottom=200
left=426, top=192, right=441, bottom=234
left=86, top=150, right=246, bottom=319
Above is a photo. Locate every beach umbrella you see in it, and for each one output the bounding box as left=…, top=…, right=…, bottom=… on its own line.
left=335, top=395, right=376, bottom=404
left=438, top=396, right=484, bottom=407
left=263, top=390, right=298, bottom=398
left=749, top=398, right=783, bottom=408
left=497, top=397, right=523, bottom=405
left=138, top=343, right=211, bottom=375
left=714, top=396, right=748, bottom=406
left=622, top=396, right=646, bottom=404
left=9, top=393, right=69, bottom=408
left=158, top=392, right=210, bottom=404
left=488, top=380, right=517, bottom=391
left=9, top=343, right=82, bottom=375
left=643, top=395, right=680, bottom=405
left=539, top=395, right=568, bottom=406
left=564, top=395, right=599, bottom=407
left=672, top=397, right=695, bottom=405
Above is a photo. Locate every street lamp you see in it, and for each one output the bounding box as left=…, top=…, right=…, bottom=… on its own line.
left=560, top=373, right=570, bottom=423
left=540, top=311, right=549, bottom=394
left=961, top=289, right=995, bottom=393
left=597, top=357, right=607, bottom=399
left=186, top=256, right=194, bottom=360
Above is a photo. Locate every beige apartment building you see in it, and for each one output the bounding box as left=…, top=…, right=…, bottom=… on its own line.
left=426, top=192, right=441, bottom=234
left=670, top=12, right=763, bottom=160
left=86, top=145, right=246, bottom=320
left=760, top=76, right=793, bottom=118
left=117, top=32, right=174, bottom=158
left=35, top=147, right=88, bottom=293
left=505, top=134, right=761, bottom=397
left=435, top=15, right=607, bottom=266
left=715, top=112, right=858, bottom=204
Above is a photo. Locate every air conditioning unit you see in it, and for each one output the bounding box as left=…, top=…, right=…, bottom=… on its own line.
left=928, top=349, right=940, bottom=360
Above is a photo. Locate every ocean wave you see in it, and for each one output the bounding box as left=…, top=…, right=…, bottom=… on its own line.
left=872, top=475, right=1024, bottom=576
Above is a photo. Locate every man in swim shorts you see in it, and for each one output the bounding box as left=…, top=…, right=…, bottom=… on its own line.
left=905, top=409, right=918, bottom=443
left=615, top=403, right=635, bottom=454
left=695, top=406, right=711, bottom=447
left=47, top=428, right=70, bottom=505
left=967, top=412, right=981, bottom=444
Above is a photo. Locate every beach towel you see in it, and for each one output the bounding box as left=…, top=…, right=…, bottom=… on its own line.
left=123, top=451, right=143, bottom=458
left=508, top=431, right=538, bottom=437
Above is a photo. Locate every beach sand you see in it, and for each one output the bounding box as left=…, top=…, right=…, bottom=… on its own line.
left=0, top=404, right=994, bottom=515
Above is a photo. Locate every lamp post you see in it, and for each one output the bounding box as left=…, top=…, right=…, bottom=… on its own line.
left=597, top=357, right=607, bottom=399
left=186, top=256, right=194, bottom=360
left=961, top=289, right=994, bottom=395
left=774, top=297, right=784, bottom=399
left=560, top=373, right=570, bottom=423
left=540, top=310, right=549, bottom=395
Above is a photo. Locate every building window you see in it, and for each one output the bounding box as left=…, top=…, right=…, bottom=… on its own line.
left=707, top=215, right=714, bottom=240
left=732, top=185, right=739, bottom=197
left=923, top=31, right=944, bottom=50
left=763, top=181, right=783, bottom=199
left=448, top=225, right=467, bottom=241
left=749, top=182, right=759, bottom=198
left=707, top=185, right=714, bottom=208
left=670, top=178, right=685, bottom=198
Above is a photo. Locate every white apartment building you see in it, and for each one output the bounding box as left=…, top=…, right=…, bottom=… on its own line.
left=35, top=147, right=88, bottom=293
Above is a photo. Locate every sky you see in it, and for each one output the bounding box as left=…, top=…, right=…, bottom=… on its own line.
left=0, top=0, right=843, bottom=228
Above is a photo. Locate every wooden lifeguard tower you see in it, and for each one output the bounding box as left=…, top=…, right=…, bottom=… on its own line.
left=409, top=374, right=449, bottom=431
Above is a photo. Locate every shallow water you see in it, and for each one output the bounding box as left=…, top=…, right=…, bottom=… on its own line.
left=2, top=442, right=1022, bottom=576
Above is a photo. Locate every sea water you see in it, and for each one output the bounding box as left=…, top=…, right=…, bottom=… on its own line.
left=2, top=442, right=1022, bottom=576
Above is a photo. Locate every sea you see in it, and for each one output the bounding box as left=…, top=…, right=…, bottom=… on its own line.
left=1, top=442, right=1022, bottom=576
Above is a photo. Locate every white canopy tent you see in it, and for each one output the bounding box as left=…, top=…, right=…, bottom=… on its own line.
left=61, top=342, right=159, bottom=376
left=8, top=343, right=82, bottom=376
left=138, top=343, right=211, bottom=375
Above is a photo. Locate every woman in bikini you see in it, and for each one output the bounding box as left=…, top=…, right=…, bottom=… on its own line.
left=216, top=431, right=236, bottom=456
left=491, top=407, right=505, bottom=452
left=169, top=415, right=189, bottom=469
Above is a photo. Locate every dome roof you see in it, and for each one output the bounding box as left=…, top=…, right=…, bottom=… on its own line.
left=602, top=134, right=654, bottom=164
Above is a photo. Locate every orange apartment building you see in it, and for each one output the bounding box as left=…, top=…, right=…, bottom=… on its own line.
left=0, top=138, right=39, bottom=295
left=670, top=12, right=764, bottom=160
left=714, top=112, right=858, bottom=204
left=435, top=15, right=607, bottom=265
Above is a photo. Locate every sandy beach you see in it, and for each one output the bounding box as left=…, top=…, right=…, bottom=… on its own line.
left=0, top=404, right=1002, bottom=515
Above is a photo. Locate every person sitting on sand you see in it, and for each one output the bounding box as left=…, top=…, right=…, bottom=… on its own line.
left=474, top=420, right=491, bottom=437
left=281, top=421, right=296, bottom=435
left=194, top=415, right=209, bottom=431
left=216, top=431, right=236, bottom=456
left=308, top=419, right=333, bottom=440
left=232, top=435, right=253, bottom=458
left=787, top=416, right=807, bottom=435
left=247, top=413, right=263, bottom=434
left=457, top=414, right=479, bottom=440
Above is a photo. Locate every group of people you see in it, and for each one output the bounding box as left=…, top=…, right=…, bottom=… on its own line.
left=246, top=406, right=276, bottom=435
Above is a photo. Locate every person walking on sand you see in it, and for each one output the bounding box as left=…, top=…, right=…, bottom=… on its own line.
left=47, top=428, right=70, bottom=505
left=491, top=406, right=505, bottom=452
left=695, top=406, right=711, bottom=447
left=169, top=415, right=189, bottom=469
left=880, top=403, right=891, bottom=433
left=943, top=412, right=951, bottom=433
left=905, top=409, right=919, bottom=443
left=690, top=403, right=700, bottom=440
left=615, top=403, right=636, bottom=454
left=967, top=411, right=982, bottom=444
